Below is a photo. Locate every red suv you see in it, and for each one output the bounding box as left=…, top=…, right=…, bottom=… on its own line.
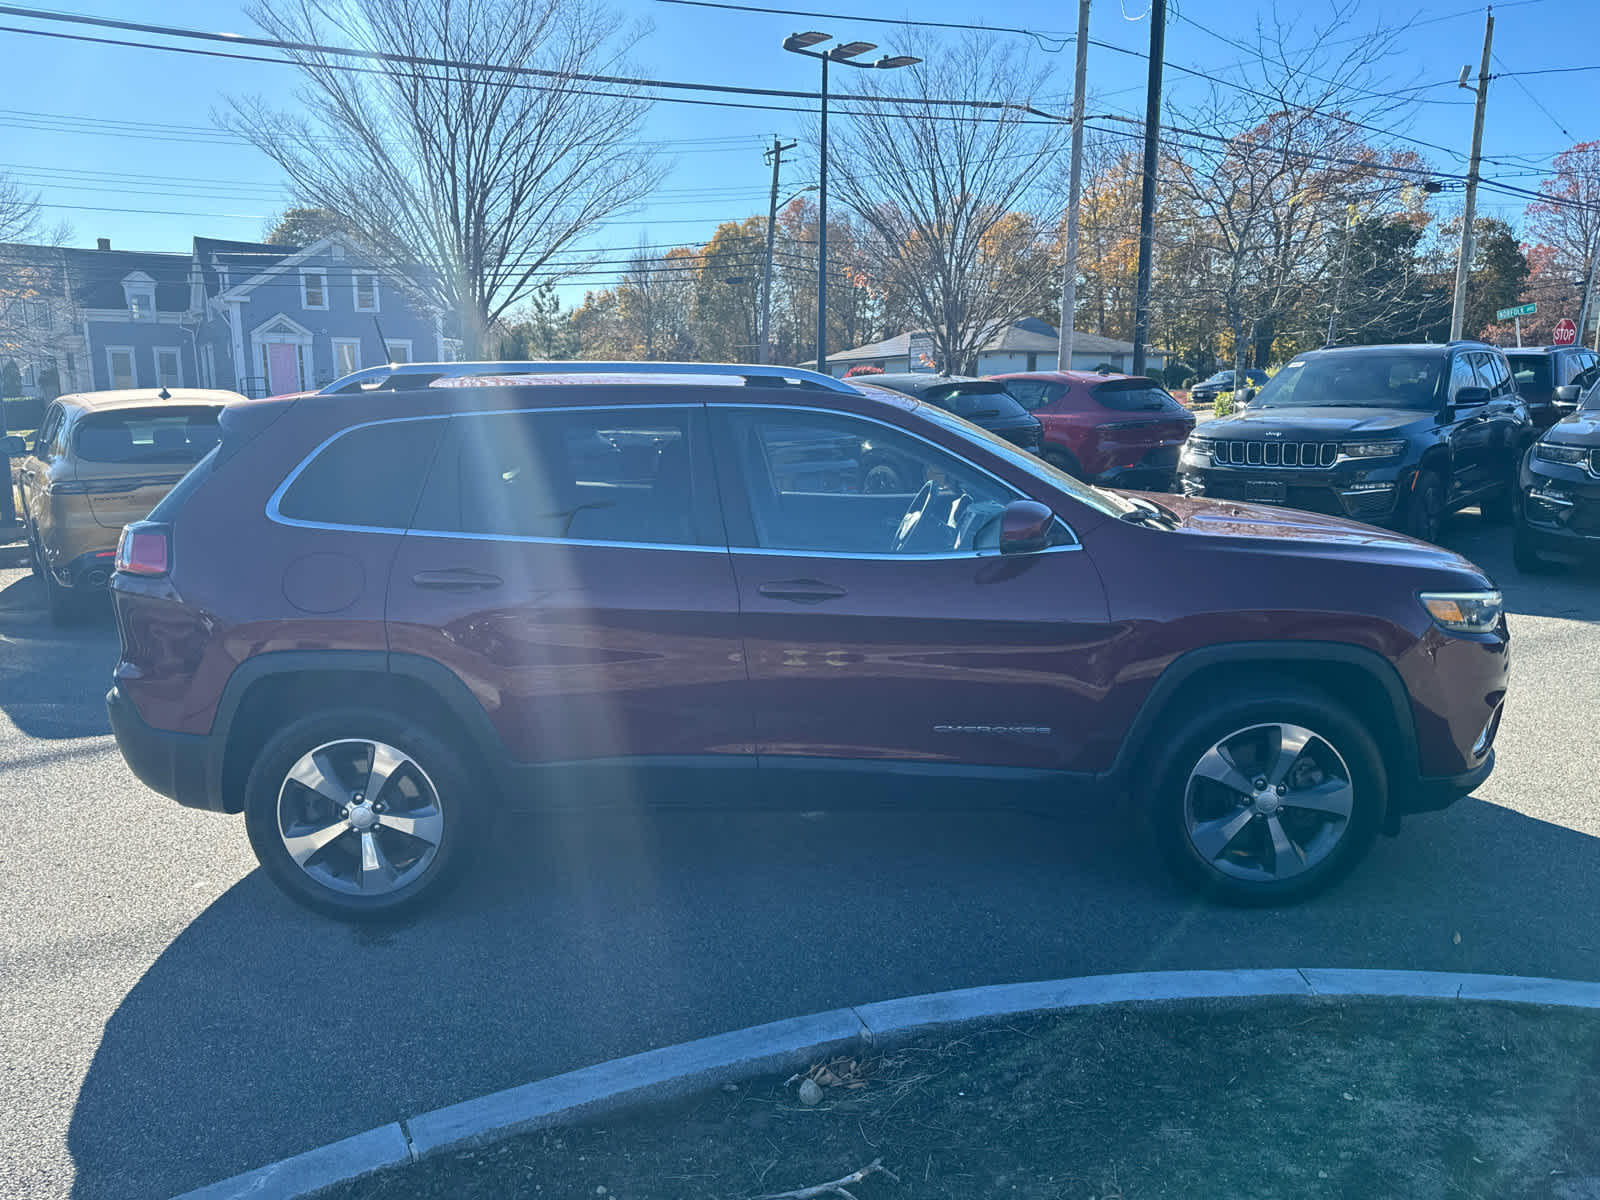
left=106, top=362, right=1508, bottom=919
left=991, top=371, right=1196, bottom=490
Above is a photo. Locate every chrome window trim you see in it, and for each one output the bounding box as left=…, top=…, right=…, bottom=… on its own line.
left=265, top=400, right=1083, bottom=559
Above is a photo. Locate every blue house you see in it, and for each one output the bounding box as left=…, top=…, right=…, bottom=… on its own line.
left=3, top=234, right=457, bottom=400
left=193, top=234, right=457, bottom=396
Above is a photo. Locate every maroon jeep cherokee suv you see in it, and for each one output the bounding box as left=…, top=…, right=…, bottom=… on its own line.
left=106, top=362, right=1508, bottom=919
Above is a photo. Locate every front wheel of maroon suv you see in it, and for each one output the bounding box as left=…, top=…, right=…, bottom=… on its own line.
left=1147, top=686, right=1387, bottom=906
left=243, top=708, right=483, bottom=920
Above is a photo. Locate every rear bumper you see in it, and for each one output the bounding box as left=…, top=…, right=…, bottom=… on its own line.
left=106, top=685, right=223, bottom=811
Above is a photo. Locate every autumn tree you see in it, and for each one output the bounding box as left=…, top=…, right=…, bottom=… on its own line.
left=1525, top=142, right=1600, bottom=344
left=263, top=206, right=360, bottom=246
left=824, top=34, right=1067, bottom=373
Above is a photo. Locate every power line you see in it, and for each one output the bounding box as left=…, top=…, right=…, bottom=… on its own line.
left=1490, top=52, right=1574, bottom=143
left=649, top=0, right=1074, bottom=52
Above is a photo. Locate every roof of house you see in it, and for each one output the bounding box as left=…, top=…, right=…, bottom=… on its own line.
left=60, top=247, right=194, bottom=312
left=826, top=320, right=1163, bottom=363
left=55, top=387, right=245, bottom=413
left=193, top=237, right=295, bottom=297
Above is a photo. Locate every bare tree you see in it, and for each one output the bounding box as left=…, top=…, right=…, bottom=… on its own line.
left=1164, top=3, right=1427, bottom=377
left=0, top=175, right=73, bottom=395
left=223, top=0, right=660, bottom=355
left=824, top=35, right=1067, bottom=373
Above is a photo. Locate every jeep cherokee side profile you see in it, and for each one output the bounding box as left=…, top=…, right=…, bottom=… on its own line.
left=107, top=362, right=1508, bottom=919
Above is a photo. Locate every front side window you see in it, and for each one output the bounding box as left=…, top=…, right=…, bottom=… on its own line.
left=412, top=407, right=708, bottom=546
left=720, top=408, right=1020, bottom=556
left=1002, top=379, right=1064, bottom=411
left=301, top=270, right=327, bottom=309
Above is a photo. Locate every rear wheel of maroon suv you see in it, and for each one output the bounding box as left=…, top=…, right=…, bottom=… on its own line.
left=1147, top=684, right=1387, bottom=905
left=242, top=708, right=483, bottom=919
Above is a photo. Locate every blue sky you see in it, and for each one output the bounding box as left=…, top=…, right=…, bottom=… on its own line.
left=2, top=0, right=1593, bottom=302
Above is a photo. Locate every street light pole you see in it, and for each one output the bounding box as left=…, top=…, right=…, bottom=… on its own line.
left=782, top=32, right=920, bottom=376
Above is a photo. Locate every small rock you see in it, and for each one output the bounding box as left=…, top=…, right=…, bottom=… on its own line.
left=1453, top=931, right=1462, bottom=945
left=1342, top=1092, right=1355, bottom=1101
left=798, top=1078, right=824, bottom=1106
left=596, top=1188, right=608, bottom=1196
left=721, top=1082, right=739, bottom=1093
left=1318, top=1170, right=1328, bottom=1179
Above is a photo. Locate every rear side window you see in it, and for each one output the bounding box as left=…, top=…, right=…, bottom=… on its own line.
left=275, top=419, right=443, bottom=530
left=75, top=407, right=220, bottom=463
left=1092, top=380, right=1186, bottom=413
left=412, top=407, right=710, bottom=546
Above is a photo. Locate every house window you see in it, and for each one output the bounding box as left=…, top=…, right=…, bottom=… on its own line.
left=354, top=273, right=379, bottom=312
left=301, top=269, right=328, bottom=310
left=129, top=294, right=152, bottom=321
left=333, top=338, right=362, bottom=377
left=155, top=347, right=183, bottom=389
left=107, top=346, right=135, bottom=390
left=384, top=339, right=412, bottom=364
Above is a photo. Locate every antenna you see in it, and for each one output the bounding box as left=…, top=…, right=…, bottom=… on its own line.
left=373, top=316, right=392, bottom=361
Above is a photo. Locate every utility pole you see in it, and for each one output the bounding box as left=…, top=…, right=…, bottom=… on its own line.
left=1057, top=0, right=1091, bottom=373
left=1130, top=0, right=1165, bottom=378
left=760, top=137, right=797, bottom=366
left=1449, top=7, right=1493, bottom=341
left=1579, top=232, right=1599, bottom=351
left=1327, top=202, right=1357, bottom=347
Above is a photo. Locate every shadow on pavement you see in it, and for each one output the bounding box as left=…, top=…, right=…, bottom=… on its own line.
left=0, top=573, right=117, bottom=739
left=67, top=791, right=1600, bottom=1199
left=1440, top=513, right=1600, bottom=623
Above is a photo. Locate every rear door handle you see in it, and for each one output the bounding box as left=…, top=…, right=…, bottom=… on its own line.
left=757, top=579, right=847, bottom=604
left=412, top=568, right=504, bottom=591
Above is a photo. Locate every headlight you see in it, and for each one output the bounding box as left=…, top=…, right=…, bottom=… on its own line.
left=1533, top=441, right=1587, bottom=467
left=1185, top=437, right=1214, bottom=454
left=1340, top=440, right=1406, bottom=459
left=1419, top=590, right=1503, bottom=635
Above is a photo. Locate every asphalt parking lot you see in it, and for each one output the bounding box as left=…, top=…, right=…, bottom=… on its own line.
left=2, top=515, right=1598, bottom=1200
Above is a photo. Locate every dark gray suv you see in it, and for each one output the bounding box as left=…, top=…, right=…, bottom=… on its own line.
left=1179, top=343, right=1534, bottom=542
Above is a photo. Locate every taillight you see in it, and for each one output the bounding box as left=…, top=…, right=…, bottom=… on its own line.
left=115, top=522, right=170, bottom=577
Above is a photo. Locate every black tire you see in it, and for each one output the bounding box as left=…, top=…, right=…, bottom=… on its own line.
left=1479, top=472, right=1516, bottom=523
left=42, top=562, right=85, bottom=626
left=1145, top=683, right=1387, bottom=906
left=1044, top=448, right=1085, bottom=480
left=1404, top=469, right=1446, bottom=543
left=243, top=707, right=483, bottom=920
left=1513, top=527, right=1557, bottom=574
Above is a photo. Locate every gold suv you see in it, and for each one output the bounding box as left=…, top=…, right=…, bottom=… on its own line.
left=15, top=388, right=241, bottom=623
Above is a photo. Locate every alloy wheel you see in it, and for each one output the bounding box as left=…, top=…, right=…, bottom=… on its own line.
left=276, top=738, right=445, bottom=897
left=1182, top=722, right=1354, bottom=883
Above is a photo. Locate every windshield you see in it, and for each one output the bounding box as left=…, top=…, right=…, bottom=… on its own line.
left=914, top=400, right=1132, bottom=519
left=1250, top=353, right=1443, bottom=410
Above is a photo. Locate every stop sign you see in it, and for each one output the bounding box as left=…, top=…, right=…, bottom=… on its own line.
left=1553, top=317, right=1578, bottom=345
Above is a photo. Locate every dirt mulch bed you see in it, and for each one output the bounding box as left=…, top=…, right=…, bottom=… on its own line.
left=328, top=999, right=1600, bottom=1200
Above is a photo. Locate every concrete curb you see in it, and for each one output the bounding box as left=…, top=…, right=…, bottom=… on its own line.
left=171, top=968, right=1600, bottom=1199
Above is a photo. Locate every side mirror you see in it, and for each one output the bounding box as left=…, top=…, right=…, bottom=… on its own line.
left=1455, top=385, right=1491, bottom=407
left=1553, top=384, right=1581, bottom=411
left=999, top=500, right=1058, bottom=555
left=1240, top=387, right=1257, bottom=404
left=0, top=434, right=24, bottom=456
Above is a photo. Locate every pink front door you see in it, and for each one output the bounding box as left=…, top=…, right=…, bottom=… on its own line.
left=266, top=343, right=300, bottom=396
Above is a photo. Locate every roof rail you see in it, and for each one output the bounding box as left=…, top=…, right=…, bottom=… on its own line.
left=318, top=360, right=858, bottom=395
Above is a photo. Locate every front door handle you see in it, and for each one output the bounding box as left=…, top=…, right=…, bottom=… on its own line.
left=757, top=579, right=847, bottom=604
left=412, top=568, right=504, bottom=591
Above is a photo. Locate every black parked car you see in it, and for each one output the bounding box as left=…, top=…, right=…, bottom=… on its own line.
left=1189, top=368, right=1269, bottom=404
left=1504, top=346, right=1600, bottom=428
left=863, top=374, right=1043, bottom=453
left=1179, top=343, right=1534, bottom=543
left=1515, top=380, right=1600, bottom=570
